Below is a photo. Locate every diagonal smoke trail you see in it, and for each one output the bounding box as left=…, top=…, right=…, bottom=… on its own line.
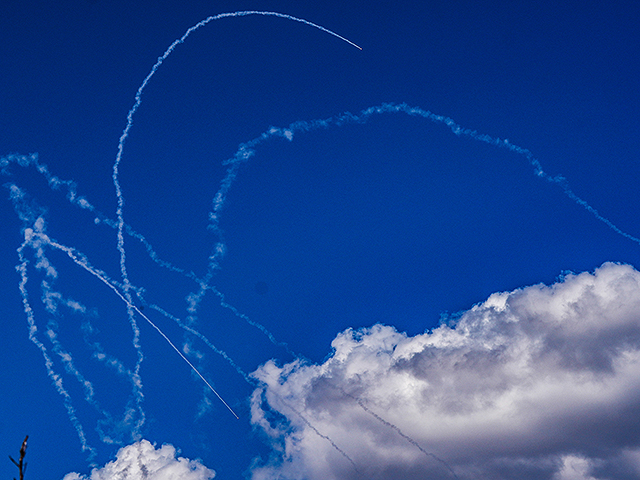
left=341, top=389, right=459, bottom=479
left=289, top=406, right=360, bottom=474
left=148, top=303, right=252, bottom=384
left=210, top=287, right=296, bottom=357
left=4, top=173, right=240, bottom=418
left=378, top=103, right=640, bottom=246
left=40, top=291, right=110, bottom=419
left=42, top=303, right=138, bottom=447
left=7, top=183, right=146, bottom=446
left=9, top=43, right=636, bottom=470
left=2, top=130, right=454, bottom=471
left=51, top=242, right=239, bottom=419
left=20, top=222, right=241, bottom=419
left=9, top=95, right=638, bottom=444
left=3, top=154, right=294, bottom=368
left=146, top=301, right=359, bottom=465
left=253, top=387, right=361, bottom=474
left=146, top=301, right=358, bottom=465
left=130, top=305, right=240, bottom=419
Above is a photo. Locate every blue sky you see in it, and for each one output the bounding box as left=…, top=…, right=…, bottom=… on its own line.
left=2, top=1, right=640, bottom=479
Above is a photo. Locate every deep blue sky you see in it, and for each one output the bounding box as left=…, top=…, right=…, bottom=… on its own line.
left=2, top=1, right=640, bottom=479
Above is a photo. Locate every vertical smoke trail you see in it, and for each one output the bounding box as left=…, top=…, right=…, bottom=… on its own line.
left=16, top=241, right=97, bottom=460
left=43, top=308, right=139, bottom=448
left=6, top=181, right=146, bottom=446
left=6, top=20, right=634, bottom=469
left=112, top=8, right=361, bottom=231
left=0, top=153, right=194, bottom=281
left=2, top=159, right=146, bottom=437
left=40, top=291, right=109, bottom=418
left=8, top=93, right=638, bottom=441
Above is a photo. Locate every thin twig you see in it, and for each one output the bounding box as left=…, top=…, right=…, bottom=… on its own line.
left=9, top=435, right=28, bottom=480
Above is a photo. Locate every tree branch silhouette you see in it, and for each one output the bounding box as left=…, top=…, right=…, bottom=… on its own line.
left=9, top=435, right=28, bottom=480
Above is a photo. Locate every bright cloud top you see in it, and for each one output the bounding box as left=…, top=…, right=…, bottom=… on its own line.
left=63, top=440, right=215, bottom=480
left=250, top=262, right=640, bottom=480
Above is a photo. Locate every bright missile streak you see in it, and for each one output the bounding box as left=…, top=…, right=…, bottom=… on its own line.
left=39, top=233, right=240, bottom=419
left=132, top=305, right=241, bottom=420
left=219, top=11, right=363, bottom=50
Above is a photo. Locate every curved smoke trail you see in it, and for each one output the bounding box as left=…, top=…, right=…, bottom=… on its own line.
left=4, top=10, right=637, bottom=477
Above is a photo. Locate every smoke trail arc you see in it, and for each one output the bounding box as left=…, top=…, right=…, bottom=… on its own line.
left=109, top=12, right=361, bottom=418
left=211, top=103, right=640, bottom=251
left=3, top=9, right=636, bottom=478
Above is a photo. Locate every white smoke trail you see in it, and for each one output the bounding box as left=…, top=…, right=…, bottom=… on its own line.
left=5, top=175, right=239, bottom=420
left=43, top=308, right=141, bottom=448
left=2, top=152, right=292, bottom=369
left=7, top=92, right=637, bottom=468
left=211, top=288, right=296, bottom=356
left=0, top=151, right=303, bottom=376
left=1, top=153, right=95, bottom=212
left=209, top=103, right=640, bottom=251
left=34, top=230, right=240, bottom=420
left=148, top=303, right=252, bottom=384
left=145, top=301, right=359, bottom=464
left=4, top=12, right=635, bottom=475
left=133, top=306, right=240, bottom=419
left=16, top=236, right=97, bottom=460
left=198, top=101, right=640, bottom=472
left=146, top=301, right=360, bottom=465
left=111, top=11, right=360, bottom=356
left=380, top=103, right=640, bottom=246
left=9, top=188, right=147, bottom=443
left=40, top=292, right=110, bottom=419
left=2, top=149, right=441, bottom=472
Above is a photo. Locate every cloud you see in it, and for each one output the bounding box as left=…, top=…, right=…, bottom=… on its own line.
left=63, top=440, right=215, bottom=480
left=249, top=262, right=640, bottom=480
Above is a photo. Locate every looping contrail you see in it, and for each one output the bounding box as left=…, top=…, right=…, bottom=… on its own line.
left=109, top=11, right=361, bottom=418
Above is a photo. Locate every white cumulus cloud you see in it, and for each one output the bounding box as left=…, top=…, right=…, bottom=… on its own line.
left=249, top=262, right=640, bottom=480
left=63, top=440, right=215, bottom=480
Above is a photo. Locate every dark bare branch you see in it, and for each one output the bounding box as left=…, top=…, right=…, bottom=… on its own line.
left=9, top=435, right=28, bottom=480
